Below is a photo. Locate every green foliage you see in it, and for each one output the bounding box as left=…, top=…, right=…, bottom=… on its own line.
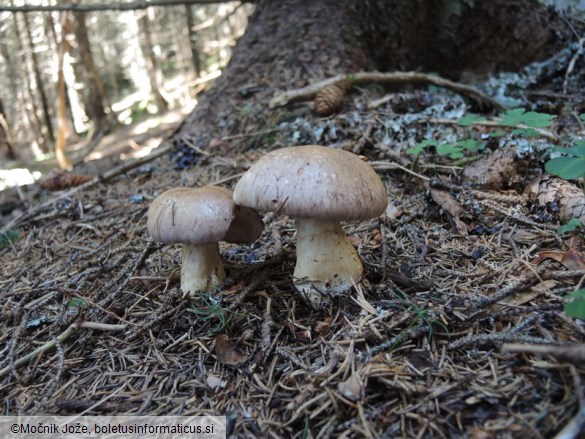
left=564, top=288, right=585, bottom=319
left=407, top=139, right=483, bottom=159
left=499, top=108, right=556, bottom=128
left=457, top=113, right=485, bottom=126
left=0, top=230, right=20, bottom=249
left=190, top=294, right=236, bottom=333
left=67, top=297, right=88, bottom=308
left=556, top=218, right=582, bottom=236
left=545, top=141, right=585, bottom=180
left=581, top=113, right=585, bottom=124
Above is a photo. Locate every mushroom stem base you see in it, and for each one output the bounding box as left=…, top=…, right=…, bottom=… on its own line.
left=181, top=243, right=226, bottom=295
left=294, top=218, right=363, bottom=308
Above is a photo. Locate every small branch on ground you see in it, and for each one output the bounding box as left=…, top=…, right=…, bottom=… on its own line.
left=502, top=343, right=585, bottom=365
left=0, top=321, right=126, bottom=379
left=269, top=72, right=504, bottom=111
left=1, top=141, right=173, bottom=234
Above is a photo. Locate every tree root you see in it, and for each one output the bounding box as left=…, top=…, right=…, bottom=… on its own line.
left=269, top=71, right=505, bottom=111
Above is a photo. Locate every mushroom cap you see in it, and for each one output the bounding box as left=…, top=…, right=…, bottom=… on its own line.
left=234, top=146, right=388, bottom=220
left=147, top=186, right=263, bottom=245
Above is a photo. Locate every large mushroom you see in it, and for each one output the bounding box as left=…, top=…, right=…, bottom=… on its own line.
left=233, top=145, right=387, bottom=307
left=147, top=186, right=263, bottom=295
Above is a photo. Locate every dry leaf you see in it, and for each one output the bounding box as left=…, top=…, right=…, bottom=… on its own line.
left=384, top=203, right=402, bottom=220
left=430, top=188, right=468, bottom=235
left=315, top=317, right=332, bottom=335
left=337, top=373, right=364, bottom=401
left=532, top=249, right=585, bottom=270
left=206, top=373, right=227, bottom=391
left=214, top=334, right=248, bottom=366
left=463, top=147, right=530, bottom=189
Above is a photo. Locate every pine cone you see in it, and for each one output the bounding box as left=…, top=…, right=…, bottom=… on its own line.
left=40, top=170, right=94, bottom=191
left=524, top=175, right=585, bottom=225
left=313, top=81, right=350, bottom=116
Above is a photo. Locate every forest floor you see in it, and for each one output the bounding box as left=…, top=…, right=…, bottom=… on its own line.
left=1, top=63, right=585, bottom=438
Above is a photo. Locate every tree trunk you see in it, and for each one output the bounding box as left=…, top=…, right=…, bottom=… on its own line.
left=185, top=4, right=201, bottom=77
left=12, top=11, right=49, bottom=154
left=174, top=0, right=369, bottom=152
left=71, top=10, right=110, bottom=133
left=22, top=12, right=55, bottom=144
left=136, top=10, right=169, bottom=113
left=0, top=98, right=17, bottom=160
left=173, top=0, right=570, bottom=155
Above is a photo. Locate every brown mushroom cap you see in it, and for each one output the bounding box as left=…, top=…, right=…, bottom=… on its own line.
left=234, top=146, right=388, bottom=220
left=147, top=186, right=262, bottom=245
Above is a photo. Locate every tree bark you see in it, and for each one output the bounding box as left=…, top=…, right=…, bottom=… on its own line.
left=136, top=10, right=169, bottom=113
left=174, top=0, right=369, bottom=151
left=71, top=10, right=111, bottom=132
left=173, top=0, right=573, bottom=155
left=185, top=4, right=201, bottom=77
left=12, top=11, right=49, bottom=154
left=22, top=12, right=55, bottom=145
left=0, top=98, right=17, bottom=160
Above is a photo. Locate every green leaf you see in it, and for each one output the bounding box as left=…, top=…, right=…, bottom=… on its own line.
left=564, top=288, right=585, bottom=319
left=457, top=114, right=485, bottom=127
left=67, top=297, right=88, bottom=308
left=566, top=288, right=585, bottom=299
left=499, top=108, right=526, bottom=126
left=436, top=144, right=464, bottom=159
left=0, top=230, right=20, bottom=249
left=499, top=108, right=555, bottom=128
left=556, top=218, right=582, bottom=235
left=511, top=128, right=541, bottom=138
left=580, top=114, right=585, bottom=123
left=406, top=139, right=437, bottom=155
left=545, top=156, right=585, bottom=179
left=457, top=139, right=482, bottom=152
left=488, top=130, right=506, bottom=138
left=555, top=142, right=585, bottom=159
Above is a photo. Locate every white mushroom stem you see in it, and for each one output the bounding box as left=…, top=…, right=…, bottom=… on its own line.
left=293, top=218, right=363, bottom=306
left=181, top=242, right=226, bottom=295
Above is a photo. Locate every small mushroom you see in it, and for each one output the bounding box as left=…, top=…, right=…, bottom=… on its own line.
left=233, top=145, right=387, bottom=308
left=147, top=186, right=263, bottom=295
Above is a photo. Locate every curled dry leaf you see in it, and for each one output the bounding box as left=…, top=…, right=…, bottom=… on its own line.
left=337, top=373, right=364, bottom=401
left=463, top=147, right=531, bottom=189
left=524, top=175, right=585, bottom=225
left=40, top=170, right=94, bottom=191
left=429, top=188, right=468, bottom=235
left=384, top=203, right=403, bottom=220
left=315, top=317, right=332, bottom=335
left=531, top=238, right=585, bottom=270
left=206, top=373, right=227, bottom=391
left=214, top=334, right=248, bottom=366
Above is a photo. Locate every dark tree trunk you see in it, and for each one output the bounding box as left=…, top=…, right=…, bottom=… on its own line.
left=12, top=12, right=49, bottom=153
left=0, top=97, right=17, bottom=160
left=22, top=12, right=55, bottom=145
left=136, top=10, right=169, bottom=113
left=185, top=4, right=201, bottom=77
left=175, top=0, right=369, bottom=151
left=71, top=10, right=110, bottom=132
left=174, top=0, right=571, bottom=155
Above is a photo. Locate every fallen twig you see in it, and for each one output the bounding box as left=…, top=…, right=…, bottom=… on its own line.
left=1, top=141, right=173, bottom=233
left=502, top=343, right=585, bottom=365
left=269, top=72, right=504, bottom=111
left=0, top=321, right=126, bottom=378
